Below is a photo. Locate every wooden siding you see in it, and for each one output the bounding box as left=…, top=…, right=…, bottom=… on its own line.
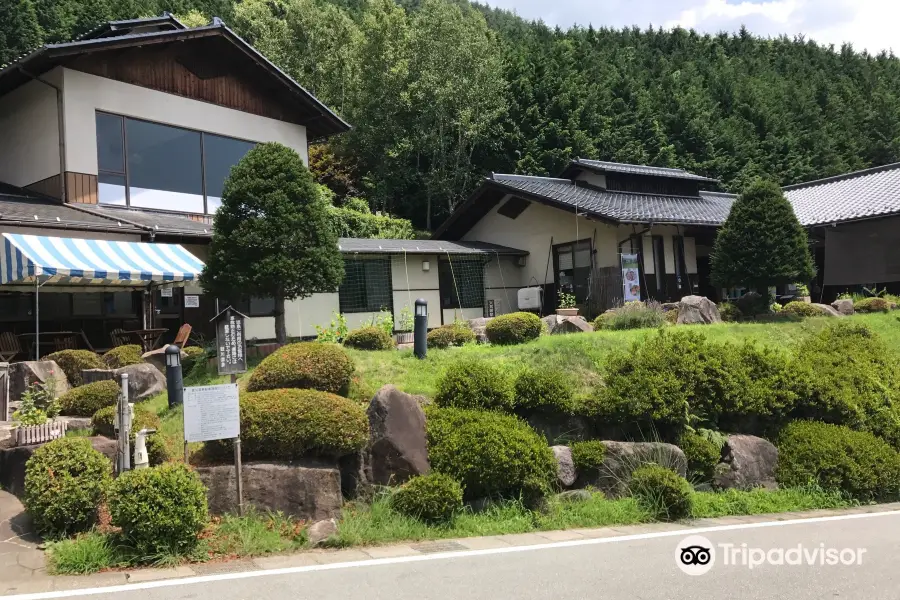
left=65, top=172, right=98, bottom=204
left=25, top=175, right=62, bottom=199
left=187, top=214, right=213, bottom=224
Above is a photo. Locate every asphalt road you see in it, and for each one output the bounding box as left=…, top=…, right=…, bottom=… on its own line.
left=19, top=512, right=900, bottom=600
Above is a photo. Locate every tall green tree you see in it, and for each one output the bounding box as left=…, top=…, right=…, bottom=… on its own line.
left=200, top=143, right=344, bottom=344
left=0, top=0, right=42, bottom=65
left=710, top=179, right=815, bottom=295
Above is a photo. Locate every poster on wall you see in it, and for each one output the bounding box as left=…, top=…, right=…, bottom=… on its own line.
left=621, top=254, right=641, bottom=302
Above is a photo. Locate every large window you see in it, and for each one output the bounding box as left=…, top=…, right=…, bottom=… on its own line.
left=96, top=113, right=256, bottom=214
left=438, top=258, right=485, bottom=310
left=339, top=258, right=393, bottom=314
left=554, top=239, right=592, bottom=304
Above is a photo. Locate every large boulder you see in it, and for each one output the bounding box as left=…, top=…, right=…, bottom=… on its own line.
left=367, top=385, right=429, bottom=486
left=676, top=296, right=722, bottom=325
left=578, top=441, right=688, bottom=497
left=811, top=303, right=842, bottom=318
left=9, top=361, right=69, bottom=403
left=551, top=445, right=576, bottom=488
left=831, top=299, right=855, bottom=316
left=714, top=434, right=778, bottom=490
left=338, top=449, right=373, bottom=499
left=196, top=461, right=342, bottom=521
left=83, top=363, right=165, bottom=401
left=141, top=347, right=187, bottom=375
left=466, top=317, right=493, bottom=344
left=0, top=436, right=114, bottom=497
left=541, top=315, right=593, bottom=335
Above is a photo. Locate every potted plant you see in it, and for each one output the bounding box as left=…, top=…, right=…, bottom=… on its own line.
left=795, top=283, right=811, bottom=303
left=556, top=292, right=579, bottom=317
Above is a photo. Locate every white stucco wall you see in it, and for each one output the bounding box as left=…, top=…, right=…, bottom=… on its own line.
left=61, top=68, right=309, bottom=175
left=0, top=70, right=62, bottom=188
left=623, top=226, right=699, bottom=276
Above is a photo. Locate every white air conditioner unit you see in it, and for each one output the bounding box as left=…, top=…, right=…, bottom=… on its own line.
left=517, top=287, right=543, bottom=311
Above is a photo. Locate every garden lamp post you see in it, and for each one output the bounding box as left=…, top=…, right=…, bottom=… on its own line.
left=414, top=298, right=428, bottom=359
left=165, top=345, right=184, bottom=409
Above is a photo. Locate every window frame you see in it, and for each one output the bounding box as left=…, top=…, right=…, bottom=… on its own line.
left=95, top=111, right=258, bottom=214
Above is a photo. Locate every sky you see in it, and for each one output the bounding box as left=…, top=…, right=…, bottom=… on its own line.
left=481, top=0, right=900, bottom=54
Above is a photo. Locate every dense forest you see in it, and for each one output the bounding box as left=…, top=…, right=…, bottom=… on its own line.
left=3, top=0, right=900, bottom=231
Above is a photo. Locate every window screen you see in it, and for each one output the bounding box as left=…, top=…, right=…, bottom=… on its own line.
left=438, top=257, right=485, bottom=309
left=339, top=258, right=393, bottom=313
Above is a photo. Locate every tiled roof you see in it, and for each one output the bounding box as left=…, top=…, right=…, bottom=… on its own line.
left=784, top=163, right=900, bottom=226
left=490, top=174, right=735, bottom=225
left=84, top=206, right=213, bottom=237
left=572, top=159, right=718, bottom=183
left=0, top=185, right=142, bottom=232
left=338, top=238, right=527, bottom=256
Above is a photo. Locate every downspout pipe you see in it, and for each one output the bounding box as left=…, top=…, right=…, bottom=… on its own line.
left=18, top=68, right=66, bottom=202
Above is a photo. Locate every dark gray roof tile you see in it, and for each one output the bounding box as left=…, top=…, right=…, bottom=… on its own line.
left=784, top=163, right=900, bottom=226
left=338, top=238, right=527, bottom=256
left=573, top=159, right=717, bottom=182
left=0, top=187, right=142, bottom=232
left=84, top=206, right=212, bottom=237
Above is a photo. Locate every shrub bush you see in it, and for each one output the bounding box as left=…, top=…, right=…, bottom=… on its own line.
left=735, top=292, right=770, bottom=317
left=781, top=301, right=823, bottom=317
left=182, top=346, right=206, bottom=375
left=484, top=312, right=542, bottom=345
left=58, top=380, right=120, bottom=417
left=92, top=405, right=160, bottom=439
left=23, top=437, right=112, bottom=538
left=678, top=431, right=722, bottom=481
left=205, top=389, right=367, bottom=461
left=569, top=440, right=606, bottom=473
left=718, top=302, right=741, bottom=322
left=513, top=368, right=574, bottom=416
left=108, top=462, right=208, bottom=556
left=777, top=421, right=900, bottom=501
left=343, top=326, right=394, bottom=351
left=427, top=324, right=476, bottom=349
left=102, top=345, right=144, bottom=368
left=434, top=358, right=515, bottom=412
left=593, top=301, right=666, bottom=331
left=854, top=297, right=892, bottom=313
left=426, top=407, right=556, bottom=500
left=664, top=308, right=679, bottom=324
left=792, top=323, right=900, bottom=446
left=390, top=473, right=464, bottom=523
left=44, top=350, right=104, bottom=387
left=246, top=342, right=354, bottom=395
left=628, top=464, right=693, bottom=521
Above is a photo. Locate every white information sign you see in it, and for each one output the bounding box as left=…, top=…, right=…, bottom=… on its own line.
left=183, top=383, right=240, bottom=443
left=160, top=286, right=173, bottom=298
left=184, top=295, right=200, bottom=308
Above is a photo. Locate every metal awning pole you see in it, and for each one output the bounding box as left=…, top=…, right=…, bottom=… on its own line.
left=35, top=276, right=39, bottom=362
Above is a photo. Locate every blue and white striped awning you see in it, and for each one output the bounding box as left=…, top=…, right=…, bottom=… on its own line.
left=0, top=233, right=204, bottom=286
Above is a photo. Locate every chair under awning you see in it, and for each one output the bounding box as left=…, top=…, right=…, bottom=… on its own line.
left=0, top=233, right=204, bottom=288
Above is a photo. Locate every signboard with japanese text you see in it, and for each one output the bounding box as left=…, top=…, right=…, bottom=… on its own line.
left=183, top=383, right=240, bottom=443
left=214, top=306, right=248, bottom=375
left=184, top=295, right=200, bottom=308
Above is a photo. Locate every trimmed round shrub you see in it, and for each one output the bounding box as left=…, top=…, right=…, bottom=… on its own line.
left=427, top=324, right=476, bottom=349
left=108, top=462, right=208, bottom=556
left=718, top=302, right=741, bottom=322
left=23, top=437, right=112, bottom=538
left=678, top=431, right=722, bottom=481
left=792, top=323, right=900, bottom=446
left=205, top=389, right=367, bottom=461
left=569, top=440, right=606, bottom=473
left=102, top=344, right=144, bottom=368
left=513, top=368, right=574, bottom=416
left=854, top=297, right=892, bottom=313
left=44, top=350, right=104, bottom=387
left=182, top=346, right=207, bottom=374
left=390, top=473, right=464, bottom=523
left=484, top=312, right=542, bottom=345
left=92, top=404, right=160, bottom=439
left=426, top=407, right=556, bottom=500
left=628, top=464, right=693, bottom=521
left=343, top=326, right=394, bottom=350
left=777, top=421, right=900, bottom=501
left=434, top=359, right=514, bottom=412
left=246, top=342, right=354, bottom=395
left=58, top=380, right=120, bottom=417
left=781, top=301, right=823, bottom=317
left=592, top=311, right=612, bottom=330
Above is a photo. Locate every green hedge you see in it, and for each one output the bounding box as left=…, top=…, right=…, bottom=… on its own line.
left=426, top=407, right=555, bottom=501
left=718, top=302, right=741, bottom=322
left=513, top=368, right=574, bottom=416
left=343, top=326, right=395, bottom=351
left=108, top=462, right=208, bottom=556
left=182, top=346, right=207, bottom=375
left=628, top=464, right=693, bottom=521
left=678, top=431, right=722, bottom=481
left=390, top=473, right=464, bottom=523
left=427, top=324, right=476, bottom=349
left=44, top=350, right=104, bottom=387
left=569, top=440, right=606, bottom=473
left=777, top=421, right=900, bottom=501
left=246, top=342, right=354, bottom=395
left=792, top=323, right=900, bottom=446
left=102, top=345, right=144, bottom=368
left=484, top=312, right=542, bottom=345
left=205, top=389, right=368, bottom=461
left=781, top=301, right=822, bottom=317
left=23, top=438, right=111, bottom=538
left=434, top=358, right=514, bottom=412
left=58, top=380, right=120, bottom=417
left=854, top=297, right=892, bottom=313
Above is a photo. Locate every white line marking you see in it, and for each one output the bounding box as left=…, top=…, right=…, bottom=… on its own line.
left=8, top=509, right=899, bottom=600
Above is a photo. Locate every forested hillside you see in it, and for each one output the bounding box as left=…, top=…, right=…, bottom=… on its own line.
left=4, top=0, right=900, bottom=231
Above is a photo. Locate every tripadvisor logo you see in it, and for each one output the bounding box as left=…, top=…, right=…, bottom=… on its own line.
left=676, top=536, right=867, bottom=575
